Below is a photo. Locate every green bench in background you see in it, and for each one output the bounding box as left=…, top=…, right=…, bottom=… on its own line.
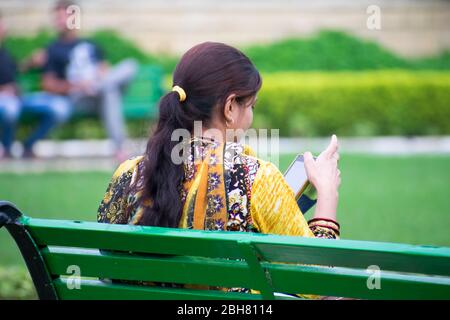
left=1, top=201, right=450, bottom=300
left=17, top=64, right=164, bottom=120
left=121, top=65, right=164, bottom=119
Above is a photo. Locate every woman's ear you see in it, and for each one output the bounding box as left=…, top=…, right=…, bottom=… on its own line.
left=223, top=93, right=237, bottom=123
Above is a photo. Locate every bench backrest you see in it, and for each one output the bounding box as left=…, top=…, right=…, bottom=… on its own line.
left=1, top=201, right=450, bottom=300
left=122, top=64, right=163, bottom=119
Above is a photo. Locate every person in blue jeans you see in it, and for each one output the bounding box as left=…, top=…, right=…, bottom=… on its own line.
left=0, top=93, right=20, bottom=158
left=0, top=12, right=71, bottom=159
left=0, top=12, right=19, bottom=158
left=20, top=93, right=72, bottom=157
left=39, top=0, right=137, bottom=161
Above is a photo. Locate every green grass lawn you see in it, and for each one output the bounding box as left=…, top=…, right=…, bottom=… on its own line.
left=1, top=154, right=450, bottom=268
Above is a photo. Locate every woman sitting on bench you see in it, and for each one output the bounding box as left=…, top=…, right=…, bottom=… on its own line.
left=97, top=42, right=341, bottom=291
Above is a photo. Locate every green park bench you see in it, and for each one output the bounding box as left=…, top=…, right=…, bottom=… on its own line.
left=17, top=64, right=164, bottom=120
left=1, top=201, right=450, bottom=300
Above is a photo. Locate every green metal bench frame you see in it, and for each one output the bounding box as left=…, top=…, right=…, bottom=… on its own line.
left=1, top=200, right=450, bottom=300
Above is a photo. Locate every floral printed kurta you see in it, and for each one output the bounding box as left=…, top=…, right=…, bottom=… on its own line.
left=97, top=136, right=315, bottom=238
left=97, top=136, right=337, bottom=297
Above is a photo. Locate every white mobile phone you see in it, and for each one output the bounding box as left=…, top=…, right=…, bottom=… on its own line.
left=284, top=154, right=312, bottom=200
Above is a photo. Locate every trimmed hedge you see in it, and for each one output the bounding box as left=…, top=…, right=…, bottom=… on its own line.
left=253, top=71, right=450, bottom=136
left=244, top=31, right=450, bottom=72
left=245, top=31, right=408, bottom=71
left=5, top=30, right=450, bottom=74
left=4, top=29, right=178, bottom=74
left=5, top=30, right=450, bottom=138
left=15, top=71, right=450, bottom=139
left=0, top=266, right=36, bottom=300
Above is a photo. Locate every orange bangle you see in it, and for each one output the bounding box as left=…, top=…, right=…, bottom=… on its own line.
left=308, top=220, right=340, bottom=233
left=310, top=225, right=340, bottom=239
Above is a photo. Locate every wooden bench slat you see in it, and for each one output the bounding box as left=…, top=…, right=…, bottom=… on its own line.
left=26, top=218, right=247, bottom=259
left=264, top=263, right=450, bottom=299
left=25, top=217, right=450, bottom=276
left=42, top=247, right=255, bottom=289
left=255, top=242, right=450, bottom=277
left=42, top=247, right=450, bottom=299
left=53, top=279, right=265, bottom=300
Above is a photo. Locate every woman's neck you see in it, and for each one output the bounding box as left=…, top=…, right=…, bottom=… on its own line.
left=198, top=116, right=226, bottom=142
left=200, top=126, right=225, bottom=143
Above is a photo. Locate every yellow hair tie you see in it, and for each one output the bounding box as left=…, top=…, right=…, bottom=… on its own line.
left=172, top=85, right=186, bottom=102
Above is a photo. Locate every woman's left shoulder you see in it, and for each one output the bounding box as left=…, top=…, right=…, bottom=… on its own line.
left=112, top=155, right=144, bottom=179
left=242, top=144, right=257, bottom=158
left=224, top=142, right=261, bottom=168
left=224, top=142, right=258, bottom=159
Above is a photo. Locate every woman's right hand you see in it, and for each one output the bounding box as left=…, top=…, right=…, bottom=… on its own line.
left=304, top=135, right=341, bottom=220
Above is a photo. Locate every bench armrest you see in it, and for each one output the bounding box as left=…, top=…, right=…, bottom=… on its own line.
left=0, top=201, right=22, bottom=229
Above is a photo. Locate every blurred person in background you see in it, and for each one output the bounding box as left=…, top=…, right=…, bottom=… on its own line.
left=37, top=0, right=138, bottom=161
left=1, top=12, right=70, bottom=159
left=0, top=12, right=20, bottom=158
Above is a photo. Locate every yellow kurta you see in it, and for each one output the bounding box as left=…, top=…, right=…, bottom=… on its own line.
left=96, top=138, right=338, bottom=299
left=98, top=145, right=313, bottom=238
